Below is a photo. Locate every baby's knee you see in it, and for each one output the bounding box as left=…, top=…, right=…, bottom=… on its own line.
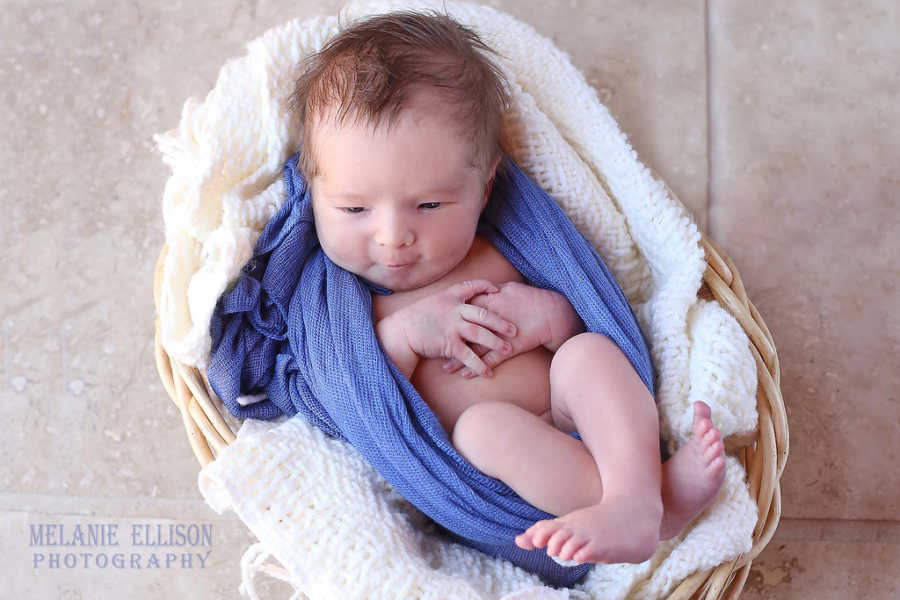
left=550, top=332, right=621, bottom=381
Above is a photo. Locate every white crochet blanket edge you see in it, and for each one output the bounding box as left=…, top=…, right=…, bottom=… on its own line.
left=154, top=1, right=760, bottom=598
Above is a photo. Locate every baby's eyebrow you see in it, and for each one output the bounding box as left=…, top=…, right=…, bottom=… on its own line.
left=326, top=185, right=464, bottom=200
left=325, top=191, right=367, bottom=200
left=411, top=184, right=464, bottom=196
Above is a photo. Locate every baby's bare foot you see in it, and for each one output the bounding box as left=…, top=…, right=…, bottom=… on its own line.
left=513, top=401, right=725, bottom=563
left=515, top=497, right=662, bottom=565
left=658, top=401, right=726, bottom=540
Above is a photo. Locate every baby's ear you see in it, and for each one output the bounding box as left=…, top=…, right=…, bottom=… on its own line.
left=482, top=154, right=503, bottom=206
left=487, top=152, right=502, bottom=179
left=481, top=176, right=495, bottom=209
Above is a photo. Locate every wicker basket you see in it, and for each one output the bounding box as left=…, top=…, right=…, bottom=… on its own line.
left=152, top=226, right=788, bottom=599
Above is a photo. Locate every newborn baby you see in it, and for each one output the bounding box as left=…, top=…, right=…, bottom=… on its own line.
left=291, top=11, right=726, bottom=566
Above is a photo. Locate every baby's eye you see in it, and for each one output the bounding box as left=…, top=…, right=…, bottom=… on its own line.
left=341, top=207, right=365, bottom=214
left=418, top=202, right=441, bottom=210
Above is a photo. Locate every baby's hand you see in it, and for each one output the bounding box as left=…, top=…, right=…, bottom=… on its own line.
left=392, top=279, right=518, bottom=377
left=442, top=282, right=575, bottom=377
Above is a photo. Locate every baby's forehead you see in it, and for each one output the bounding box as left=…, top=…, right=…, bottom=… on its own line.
left=308, top=107, right=483, bottom=168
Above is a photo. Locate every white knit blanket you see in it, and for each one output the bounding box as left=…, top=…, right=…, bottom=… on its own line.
left=155, top=1, right=759, bottom=597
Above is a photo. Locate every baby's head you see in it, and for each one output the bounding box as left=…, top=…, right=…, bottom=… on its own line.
left=289, top=10, right=510, bottom=291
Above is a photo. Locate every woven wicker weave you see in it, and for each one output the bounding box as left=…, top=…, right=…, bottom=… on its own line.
left=152, top=224, right=788, bottom=599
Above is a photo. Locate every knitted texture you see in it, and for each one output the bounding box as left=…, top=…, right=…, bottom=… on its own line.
left=156, top=0, right=760, bottom=597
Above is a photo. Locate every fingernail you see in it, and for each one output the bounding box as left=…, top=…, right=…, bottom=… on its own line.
left=502, top=342, right=511, bottom=354
left=508, top=325, right=517, bottom=336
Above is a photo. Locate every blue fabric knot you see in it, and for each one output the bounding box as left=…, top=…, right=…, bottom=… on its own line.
left=207, top=154, right=655, bottom=586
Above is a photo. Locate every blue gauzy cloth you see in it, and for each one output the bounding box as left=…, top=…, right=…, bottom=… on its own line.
left=207, top=154, right=655, bottom=587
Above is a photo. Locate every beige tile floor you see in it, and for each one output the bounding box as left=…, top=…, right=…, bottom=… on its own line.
left=1, top=1, right=897, bottom=598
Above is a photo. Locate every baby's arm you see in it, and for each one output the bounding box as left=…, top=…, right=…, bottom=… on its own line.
left=376, top=316, right=420, bottom=380
left=375, top=279, right=518, bottom=380
left=541, top=291, right=586, bottom=352
left=473, top=281, right=584, bottom=353
left=443, top=282, right=585, bottom=375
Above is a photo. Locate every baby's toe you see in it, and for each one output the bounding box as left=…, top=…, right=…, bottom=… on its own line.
left=704, top=440, right=724, bottom=463
left=693, top=401, right=712, bottom=421
left=546, top=527, right=574, bottom=556
left=530, top=519, right=563, bottom=548
left=558, top=533, right=589, bottom=562
left=709, top=455, right=726, bottom=476
left=702, top=426, right=720, bottom=447
left=694, top=417, right=712, bottom=438
left=573, top=542, right=604, bottom=564
left=515, top=533, right=535, bottom=550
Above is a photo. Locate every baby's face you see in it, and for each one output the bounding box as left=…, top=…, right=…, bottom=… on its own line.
left=309, top=92, right=495, bottom=292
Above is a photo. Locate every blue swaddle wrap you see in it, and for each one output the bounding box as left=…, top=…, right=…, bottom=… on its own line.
left=207, top=154, right=655, bottom=586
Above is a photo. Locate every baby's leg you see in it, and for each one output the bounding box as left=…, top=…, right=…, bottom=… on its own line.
left=452, top=402, right=605, bottom=517
left=452, top=372, right=662, bottom=562
left=528, top=332, right=666, bottom=564
left=453, top=333, right=727, bottom=566
left=517, top=333, right=725, bottom=564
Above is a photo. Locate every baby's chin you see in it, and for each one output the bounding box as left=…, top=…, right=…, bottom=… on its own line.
left=326, top=251, right=463, bottom=292
left=366, top=264, right=450, bottom=293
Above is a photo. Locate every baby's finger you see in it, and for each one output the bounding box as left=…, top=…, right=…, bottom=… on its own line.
left=452, top=340, right=492, bottom=377
left=444, top=358, right=463, bottom=373
left=468, top=342, right=492, bottom=356
left=449, top=279, right=499, bottom=302
left=459, top=347, right=513, bottom=378
left=458, top=303, right=517, bottom=339
left=457, top=321, right=512, bottom=367
left=442, top=358, right=464, bottom=373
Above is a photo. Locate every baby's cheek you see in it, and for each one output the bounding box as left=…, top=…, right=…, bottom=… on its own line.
left=316, top=220, right=349, bottom=253
left=317, top=234, right=351, bottom=268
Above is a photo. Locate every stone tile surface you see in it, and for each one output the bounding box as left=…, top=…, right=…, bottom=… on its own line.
left=482, top=0, right=709, bottom=226
left=741, top=523, right=900, bottom=599
left=708, top=1, right=900, bottom=519
left=0, top=0, right=347, bottom=501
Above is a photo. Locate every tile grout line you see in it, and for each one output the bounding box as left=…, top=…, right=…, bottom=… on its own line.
left=704, top=0, right=715, bottom=239
left=0, top=492, right=237, bottom=522
left=775, top=517, right=900, bottom=544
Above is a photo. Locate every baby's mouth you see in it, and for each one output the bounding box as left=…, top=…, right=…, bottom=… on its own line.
left=381, top=258, right=415, bottom=268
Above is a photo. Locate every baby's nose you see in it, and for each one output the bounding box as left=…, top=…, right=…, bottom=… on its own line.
left=375, top=217, right=415, bottom=247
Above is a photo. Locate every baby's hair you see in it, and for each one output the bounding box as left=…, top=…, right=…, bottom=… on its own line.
left=289, top=9, right=510, bottom=181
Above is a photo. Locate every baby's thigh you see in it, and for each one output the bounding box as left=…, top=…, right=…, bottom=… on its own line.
left=548, top=333, right=639, bottom=433
left=451, top=401, right=550, bottom=471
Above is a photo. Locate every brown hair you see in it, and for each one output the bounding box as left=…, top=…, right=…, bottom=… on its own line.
left=289, top=10, right=510, bottom=181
